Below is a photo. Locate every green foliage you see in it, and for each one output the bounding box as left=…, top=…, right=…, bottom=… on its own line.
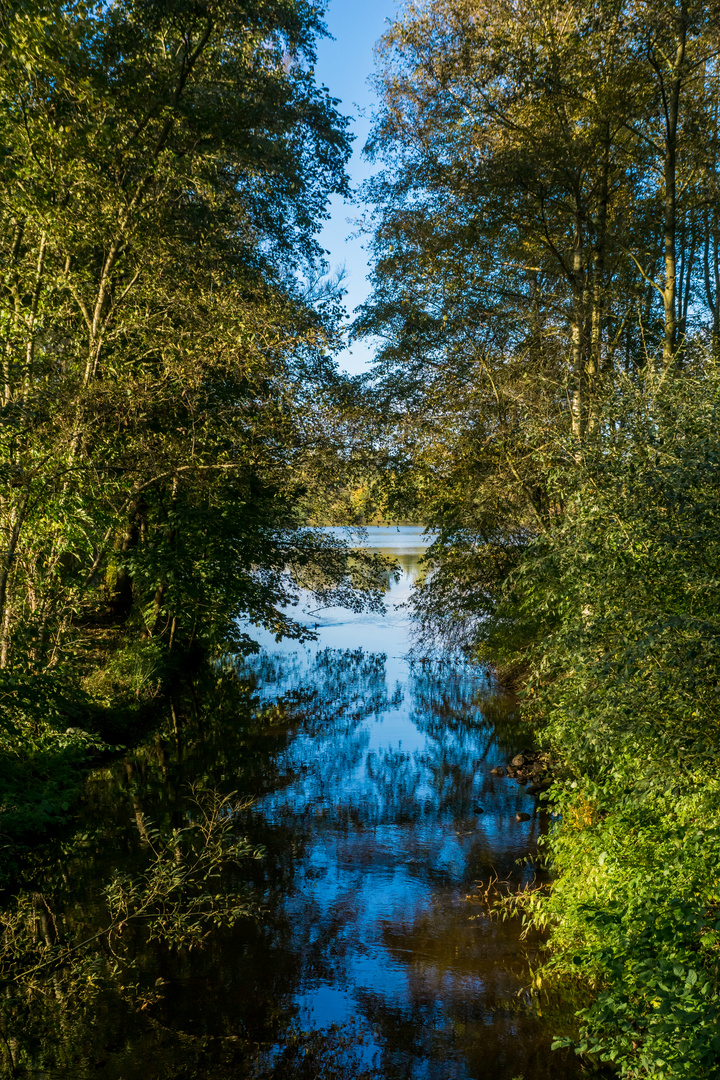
left=81, top=636, right=166, bottom=705
left=0, top=0, right=381, bottom=680
left=103, top=787, right=263, bottom=949
left=0, top=669, right=117, bottom=861
left=0, top=787, right=264, bottom=1074
left=484, top=363, right=720, bottom=1078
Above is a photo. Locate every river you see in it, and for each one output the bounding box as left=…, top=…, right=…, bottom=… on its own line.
left=2, top=526, right=583, bottom=1080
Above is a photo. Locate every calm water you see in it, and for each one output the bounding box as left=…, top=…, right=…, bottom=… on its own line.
left=3, top=527, right=584, bottom=1080
left=229, top=527, right=581, bottom=1078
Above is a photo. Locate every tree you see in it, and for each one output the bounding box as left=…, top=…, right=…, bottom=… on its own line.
left=356, top=0, right=720, bottom=647
left=0, top=0, right=381, bottom=674
left=358, top=5, right=720, bottom=1073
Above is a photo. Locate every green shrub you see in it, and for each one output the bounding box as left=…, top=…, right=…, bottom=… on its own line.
left=487, top=362, right=720, bottom=1079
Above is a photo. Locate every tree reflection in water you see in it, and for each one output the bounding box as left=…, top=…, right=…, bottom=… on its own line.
left=0, top=533, right=587, bottom=1079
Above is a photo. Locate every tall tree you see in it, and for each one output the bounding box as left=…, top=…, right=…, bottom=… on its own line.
left=356, top=0, right=720, bottom=645
left=0, top=0, right=379, bottom=671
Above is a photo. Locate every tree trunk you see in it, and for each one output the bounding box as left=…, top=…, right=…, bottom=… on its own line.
left=110, top=499, right=141, bottom=620
left=3, top=219, right=24, bottom=408
left=660, top=19, right=687, bottom=368
left=587, top=132, right=611, bottom=435
left=0, top=491, right=29, bottom=668
left=571, top=211, right=585, bottom=439
left=703, top=208, right=720, bottom=353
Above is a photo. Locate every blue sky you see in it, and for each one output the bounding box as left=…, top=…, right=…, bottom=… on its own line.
left=314, top=0, right=400, bottom=375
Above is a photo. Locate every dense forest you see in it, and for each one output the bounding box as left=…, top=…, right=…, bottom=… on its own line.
left=2, top=0, right=720, bottom=1077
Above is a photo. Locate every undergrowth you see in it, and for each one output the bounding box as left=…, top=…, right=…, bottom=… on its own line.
left=480, top=364, right=720, bottom=1079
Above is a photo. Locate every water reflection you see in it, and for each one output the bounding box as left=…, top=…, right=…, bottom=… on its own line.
left=1, top=527, right=585, bottom=1079
left=235, top=527, right=581, bottom=1079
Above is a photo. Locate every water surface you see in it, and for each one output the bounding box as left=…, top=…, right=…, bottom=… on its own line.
left=4, top=526, right=584, bottom=1080
left=232, top=526, right=581, bottom=1079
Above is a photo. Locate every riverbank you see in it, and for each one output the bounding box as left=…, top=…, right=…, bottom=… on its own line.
left=0, top=632, right=211, bottom=888
left=474, top=373, right=720, bottom=1080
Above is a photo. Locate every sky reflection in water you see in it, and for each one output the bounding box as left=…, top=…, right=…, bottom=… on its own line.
left=241, top=526, right=581, bottom=1080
